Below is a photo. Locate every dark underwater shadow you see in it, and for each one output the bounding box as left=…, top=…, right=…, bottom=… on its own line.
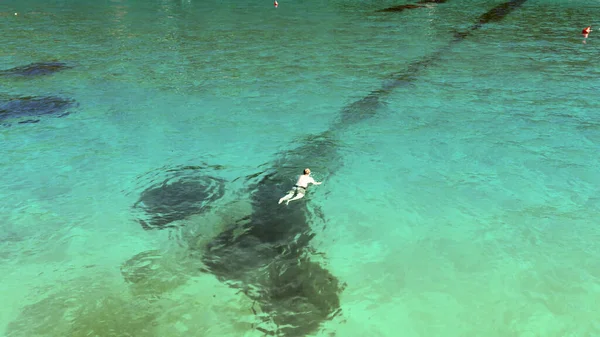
left=0, top=62, right=72, bottom=77
left=132, top=165, right=227, bottom=230
left=377, top=0, right=448, bottom=13
left=0, top=61, right=76, bottom=126
left=126, top=1, right=530, bottom=335
left=201, top=132, right=345, bottom=337
left=129, top=134, right=345, bottom=336
left=0, top=95, right=77, bottom=126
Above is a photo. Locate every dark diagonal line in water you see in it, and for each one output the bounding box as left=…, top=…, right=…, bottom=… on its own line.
left=377, top=0, right=449, bottom=13
left=333, top=0, right=529, bottom=130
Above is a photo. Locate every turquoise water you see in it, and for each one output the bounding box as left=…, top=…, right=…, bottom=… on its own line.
left=1, top=0, right=600, bottom=336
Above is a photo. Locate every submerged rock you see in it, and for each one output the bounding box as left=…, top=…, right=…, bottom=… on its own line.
left=0, top=62, right=72, bottom=77
left=133, top=167, right=226, bottom=230
left=202, top=135, right=345, bottom=337
left=256, top=254, right=343, bottom=336
left=377, top=0, right=447, bottom=13
left=5, top=280, right=161, bottom=337
left=0, top=95, right=77, bottom=125
left=377, top=4, right=422, bottom=12
left=120, top=250, right=190, bottom=297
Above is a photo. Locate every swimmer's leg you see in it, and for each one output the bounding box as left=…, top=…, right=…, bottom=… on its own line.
left=279, top=190, right=295, bottom=204
left=285, top=192, right=305, bottom=205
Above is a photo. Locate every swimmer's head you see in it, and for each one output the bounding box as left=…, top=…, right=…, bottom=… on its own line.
left=303, top=168, right=311, bottom=175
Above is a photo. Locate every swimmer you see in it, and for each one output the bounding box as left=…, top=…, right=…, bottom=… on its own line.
left=583, top=26, right=592, bottom=38
left=583, top=26, right=591, bottom=43
left=278, top=168, right=322, bottom=205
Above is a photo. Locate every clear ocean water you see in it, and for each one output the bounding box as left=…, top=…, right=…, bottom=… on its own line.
left=1, top=0, right=599, bottom=336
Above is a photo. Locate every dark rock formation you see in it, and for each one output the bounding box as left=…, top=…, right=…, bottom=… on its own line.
left=0, top=62, right=72, bottom=77
left=377, top=0, right=448, bottom=13
left=133, top=168, right=226, bottom=230
left=0, top=95, right=77, bottom=125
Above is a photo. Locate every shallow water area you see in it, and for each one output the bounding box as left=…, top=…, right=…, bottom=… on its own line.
left=2, top=0, right=600, bottom=336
